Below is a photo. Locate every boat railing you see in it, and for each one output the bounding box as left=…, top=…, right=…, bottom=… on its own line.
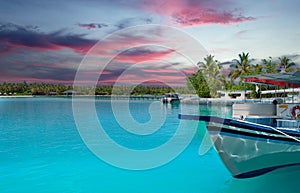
left=236, top=119, right=300, bottom=142
left=276, top=119, right=300, bottom=131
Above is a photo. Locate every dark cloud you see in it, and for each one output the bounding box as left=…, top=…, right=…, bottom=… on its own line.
left=115, top=47, right=173, bottom=63
left=220, top=61, right=234, bottom=67
left=0, top=43, right=12, bottom=54
left=98, top=68, right=125, bottom=84
left=114, top=17, right=153, bottom=29
left=21, top=65, right=76, bottom=81
left=121, top=47, right=170, bottom=56
left=78, top=23, right=109, bottom=29
left=0, top=60, right=77, bottom=82
left=77, top=17, right=153, bottom=31
left=0, top=45, right=82, bottom=83
left=0, top=22, right=96, bottom=54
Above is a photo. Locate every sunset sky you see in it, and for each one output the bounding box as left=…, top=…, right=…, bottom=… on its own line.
left=1, top=0, right=300, bottom=85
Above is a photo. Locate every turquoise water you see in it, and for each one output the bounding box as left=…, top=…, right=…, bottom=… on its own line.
left=0, top=97, right=299, bottom=193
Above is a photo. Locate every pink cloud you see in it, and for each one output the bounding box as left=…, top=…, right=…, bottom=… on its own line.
left=28, top=62, right=77, bottom=70
left=142, top=0, right=255, bottom=27
left=1, top=25, right=203, bottom=85
left=83, top=28, right=176, bottom=61
left=142, top=69, right=179, bottom=73
left=2, top=36, right=95, bottom=54
left=114, top=49, right=174, bottom=63
left=110, top=68, right=192, bottom=86
left=141, top=68, right=197, bottom=76
left=182, top=68, right=198, bottom=75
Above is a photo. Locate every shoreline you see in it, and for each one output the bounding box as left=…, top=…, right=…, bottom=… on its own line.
left=180, top=97, right=263, bottom=106
left=0, top=95, right=268, bottom=107
left=0, top=95, right=281, bottom=107
left=0, top=95, right=33, bottom=98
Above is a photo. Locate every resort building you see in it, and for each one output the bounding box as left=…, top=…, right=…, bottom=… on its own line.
left=63, top=90, right=77, bottom=96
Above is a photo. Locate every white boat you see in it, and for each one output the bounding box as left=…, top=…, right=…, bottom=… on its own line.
left=161, top=93, right=180, bottom=103
left=180, top=71, right=300, bottom=178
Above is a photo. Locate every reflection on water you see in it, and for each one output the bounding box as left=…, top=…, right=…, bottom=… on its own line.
left=163, top=102, right=180, bottom=110
left=198, top=105, right=232, bottom=117
left=220, top=165, right=300, bottom=193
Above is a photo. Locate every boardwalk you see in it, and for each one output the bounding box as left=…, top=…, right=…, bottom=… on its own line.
left=95, top=95, right=163, bottom=100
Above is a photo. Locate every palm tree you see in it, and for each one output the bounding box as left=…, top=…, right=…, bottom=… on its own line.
left=228, top=52, right=252, bottom=80
left=198, top=55, right=221, bottom=77
left=262, top=57, right=278, bottom=73
left=252, top=64, right=263, bottom=74
left=197, top=55, right=222, bottom=97
left=278, top=56, right=295, bottom=72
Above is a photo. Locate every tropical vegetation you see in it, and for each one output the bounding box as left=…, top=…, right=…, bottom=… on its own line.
left=0, top=82, right=192, bottom=96
left=228, top=52, right=252, bottom=81
left=188, top=53, right=299, bottom=98
left=197, top=54, right=222, bottom=97
left=0, top=53, right=298, bottom=98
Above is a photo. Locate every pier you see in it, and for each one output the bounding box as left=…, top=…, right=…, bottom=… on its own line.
left=95, top=95, right=163, bottom=100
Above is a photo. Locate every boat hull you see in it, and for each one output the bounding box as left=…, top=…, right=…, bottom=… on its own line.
left=161, top=93, right=180, bottom=104
left=178, top=114, right=300, bottom=178
left=162, top=98, right=180, bottom=103
left=208, top=125, right=300, bottom=178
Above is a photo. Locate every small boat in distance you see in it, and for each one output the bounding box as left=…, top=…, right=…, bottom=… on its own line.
left=180, top=71, right=300, bottom=178
left=161, top=93, right=180, bottom=103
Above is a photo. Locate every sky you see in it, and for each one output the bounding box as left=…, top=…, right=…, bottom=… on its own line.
left=0, top=0, right=300, bottom=86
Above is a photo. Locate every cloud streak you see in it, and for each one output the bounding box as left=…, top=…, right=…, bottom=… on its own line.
left=141, top=0, right=255, bottom=26
left=114, top=17, right=153, bottom=29
left=114, top=47, right=174, bottom=63
left=236, top=30, right=253, bottom=39
left=0, top=22, right=96, bottom=54
left=78, top=23, right=108, bottom=29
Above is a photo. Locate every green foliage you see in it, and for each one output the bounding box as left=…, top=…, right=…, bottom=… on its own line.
left=251, top=64, right=263, bottom=75
left=187, top=53, right=298, bottom=99
left=228, top=52, right=252, bottom=81
left=187, top=70, right=211, bottom=98
left=0, top=82, right=194, bottom=96
left=219, top=75, right=233, bottom=90
left=278, top=56, right=296, bottom=72
left=0, top=82, right=70, bottom=95
left=262, top=57, right=279, bottom=73
left=197, top=55, right=222, bottom=97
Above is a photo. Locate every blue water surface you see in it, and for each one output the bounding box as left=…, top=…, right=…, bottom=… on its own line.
left=0, top=97, right=299, bottom=193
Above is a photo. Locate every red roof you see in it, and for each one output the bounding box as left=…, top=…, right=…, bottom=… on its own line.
left=244, top=71, right=300, bottom=88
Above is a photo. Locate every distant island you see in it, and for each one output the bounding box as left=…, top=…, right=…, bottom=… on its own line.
left=0, top=81, right=194, bottom=96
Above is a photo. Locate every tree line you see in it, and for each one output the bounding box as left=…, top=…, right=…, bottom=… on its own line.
left=188, top=53, right=298, bottom=98
left=0, top=82, right=73, bottom=95
left=0, top=82, right=193, bottom=96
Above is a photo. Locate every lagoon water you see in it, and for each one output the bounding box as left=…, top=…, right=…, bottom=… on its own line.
left=0, top=97, right=300, bottom=193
